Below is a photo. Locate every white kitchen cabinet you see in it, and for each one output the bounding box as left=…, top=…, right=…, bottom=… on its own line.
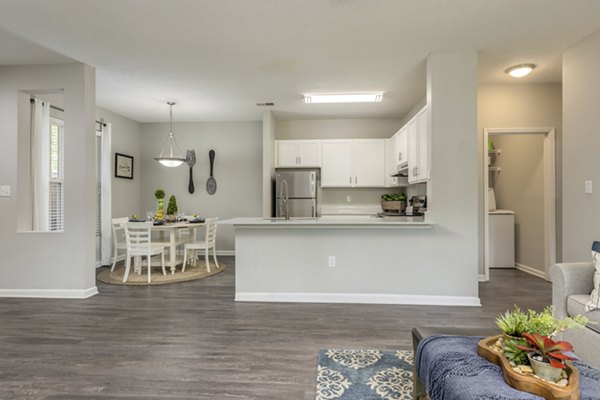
left=321, top=140, right=353, bottom=187
left=407, top=107, right=429, bottom=183
left=321, top=139, right=385, bottom=187
left=354, top=140, right=386, bottom=187
left=389, top=127, right=408, bottom=168
left=276, top=140, right=321, bottom=167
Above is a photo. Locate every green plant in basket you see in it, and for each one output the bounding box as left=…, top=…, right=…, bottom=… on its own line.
left=496, top=305, right=528, bottom=337
left=381, top=193, right=406, bottom=201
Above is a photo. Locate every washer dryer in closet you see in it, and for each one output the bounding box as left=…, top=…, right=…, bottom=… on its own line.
left=488, top=187, right=515, bottom=268
left=489, top=209, right=515, bottom=268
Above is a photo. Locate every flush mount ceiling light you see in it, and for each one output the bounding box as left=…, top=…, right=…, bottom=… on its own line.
left=505, top=64, right=536, bottom=78
left=303, top=93, right=383, bottom=104
left=155, top=101, right=187, bottom=167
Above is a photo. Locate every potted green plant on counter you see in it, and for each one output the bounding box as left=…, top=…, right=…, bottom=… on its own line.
left=381, top=193, right=406, bottom=213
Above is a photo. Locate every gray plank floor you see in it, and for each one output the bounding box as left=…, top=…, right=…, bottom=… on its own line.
left=0, top=257, right=551, bottom=400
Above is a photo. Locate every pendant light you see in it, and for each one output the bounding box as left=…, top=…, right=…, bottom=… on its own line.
left=155, top=101, right=186, bottom=167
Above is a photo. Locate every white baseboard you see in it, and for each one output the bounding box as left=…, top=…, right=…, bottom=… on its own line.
left=217, top=250, right=235, bottom=256
left=235, top=292, right=481, bottom=307
left=0, top=286, right=98, bottom=299
left=515, top=263, right=547, bottom=280
left=478, top=274, right=487, bottom=282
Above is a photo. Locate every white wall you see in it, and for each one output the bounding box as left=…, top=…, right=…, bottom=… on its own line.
left=96, top=106, right=142, bottom=218
left=477, top=83, right=562, bottom=275
left=492, top=134, right=546, bottom=271
left=563, top=29, right=600, bottom=262
left=262, top=111, right=276, bottom=217
left=140, top=122, right=263, bottom=252
left=0, top=63, right=97, bottom=297
left=276, top=118, right=402, bottom=140
left=426, top=52, right=479, bottom=299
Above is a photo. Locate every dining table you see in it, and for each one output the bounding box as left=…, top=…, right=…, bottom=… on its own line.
left=149, top=220, right=206, bottom=274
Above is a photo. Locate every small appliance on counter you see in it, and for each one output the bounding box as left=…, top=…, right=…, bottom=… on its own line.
left=406, top=195, right=427, bottom=215
left=275, top=168, right=320, bottom=218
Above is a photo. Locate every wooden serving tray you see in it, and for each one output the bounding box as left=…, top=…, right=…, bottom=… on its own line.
left=477, top=335, right=580, bottom=400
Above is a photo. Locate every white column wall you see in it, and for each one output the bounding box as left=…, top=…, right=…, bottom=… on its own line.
left=0, top=63, right=97, bottom=297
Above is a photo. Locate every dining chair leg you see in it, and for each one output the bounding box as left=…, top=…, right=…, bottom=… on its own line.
left=212, top=246, right=220, bottom=269
left=111, top=252, right=117, bottom=272
left=205, top=251, right=211, bottom=273
left=123, top=256, right=131, bottom=283
left=147, top=254, right=152, bottom=283
left=182, top=248, right=188, bottom=273
left=161, top=252, right=166, bottom=276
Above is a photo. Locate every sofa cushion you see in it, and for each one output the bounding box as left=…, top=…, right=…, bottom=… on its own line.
left=587, top=241, right=600, bottom=311
left=568, top=294, right=600, bottom=334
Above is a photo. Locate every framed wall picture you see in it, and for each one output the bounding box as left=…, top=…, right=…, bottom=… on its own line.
left=115, top=153, right=134, bottom=179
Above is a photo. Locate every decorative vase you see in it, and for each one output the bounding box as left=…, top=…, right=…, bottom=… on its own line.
left=527, top=353, right=564, bottom=383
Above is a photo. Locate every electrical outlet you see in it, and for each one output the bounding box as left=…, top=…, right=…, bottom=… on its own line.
left=328, top=256, right=336, bottom=268
left=346, top=195, right=351, bottom=203
left=585, top=180, right=593, bottom=194
left=0, top=185, right=10, bottom=197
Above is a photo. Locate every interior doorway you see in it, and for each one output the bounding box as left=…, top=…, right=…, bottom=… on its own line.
left=482, top=127, right=556, bottom=281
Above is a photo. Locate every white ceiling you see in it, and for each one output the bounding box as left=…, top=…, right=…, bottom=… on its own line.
left=1, top=0, right=600, bottom=122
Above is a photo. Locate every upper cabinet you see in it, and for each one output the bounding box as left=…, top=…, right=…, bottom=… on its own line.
left=389, top=127, right=408, bottom=168
left=407, top=107, right=429, bottom=184
left=321, top=139, right=386, bottom=187
left=275, top=140, right=321, bottom=167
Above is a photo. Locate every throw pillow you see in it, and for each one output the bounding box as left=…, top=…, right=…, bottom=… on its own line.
left=586, top=241, right=600, bottom=311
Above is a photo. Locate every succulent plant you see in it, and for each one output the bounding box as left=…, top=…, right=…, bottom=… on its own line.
left=496, top=305, right=528, bottom=336
left=516, top=333, right=576, bottom=369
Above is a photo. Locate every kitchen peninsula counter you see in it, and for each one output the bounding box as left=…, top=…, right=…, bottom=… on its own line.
left=221, top=216, right=434, bottom=227
left=220, top=216, right=480, bottom=307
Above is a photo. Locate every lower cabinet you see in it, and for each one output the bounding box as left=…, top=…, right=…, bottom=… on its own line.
left=321, top=139, right=386, bottom=187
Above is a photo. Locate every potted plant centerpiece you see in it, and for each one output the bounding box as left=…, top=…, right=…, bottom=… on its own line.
left=491, top=305, right=591, bottom=387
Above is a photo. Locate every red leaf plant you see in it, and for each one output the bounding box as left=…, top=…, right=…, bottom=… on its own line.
left=516, top=332, right=577, bottom=369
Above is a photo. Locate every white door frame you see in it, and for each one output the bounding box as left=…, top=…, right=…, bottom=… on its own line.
left=482, top=127, right=556, bottom=281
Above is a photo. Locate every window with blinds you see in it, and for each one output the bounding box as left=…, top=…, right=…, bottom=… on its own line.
left=49, top=118, right=64, bottom=231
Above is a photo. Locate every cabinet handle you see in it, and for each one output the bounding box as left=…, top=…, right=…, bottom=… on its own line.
left=398, top=152, right=401, bottom=161
left=355, top=176, right=357, bottom=184
left=349, top=176, right=352, bottom=184
left=299, top=156, right=302, bottom=164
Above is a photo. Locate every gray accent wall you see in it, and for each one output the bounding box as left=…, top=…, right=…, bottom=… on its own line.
left=140, top=122, right=263, bottom=252
left=563, top=29, right=600, bottom=262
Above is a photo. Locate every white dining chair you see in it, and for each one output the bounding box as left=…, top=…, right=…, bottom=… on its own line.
left=123, top=221, right=167, bottom=283
left=110, top=217, right=129, bottom=271
left=182, top=218, right=219, bottom=273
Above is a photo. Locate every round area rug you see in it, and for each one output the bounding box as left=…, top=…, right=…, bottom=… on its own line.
left=97, top=261, right=225, bottom=286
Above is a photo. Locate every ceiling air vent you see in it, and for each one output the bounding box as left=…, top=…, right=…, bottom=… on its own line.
left=256, top=102, right=275, bottom=106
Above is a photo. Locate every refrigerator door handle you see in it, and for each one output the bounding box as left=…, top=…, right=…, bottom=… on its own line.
left=310, top=171, right=316, bottom=196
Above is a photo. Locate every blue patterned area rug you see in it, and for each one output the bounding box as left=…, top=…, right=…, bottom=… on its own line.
left=316, top=349, right=413, bottom=400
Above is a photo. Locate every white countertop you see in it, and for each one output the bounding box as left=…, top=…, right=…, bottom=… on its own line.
left=220, top=216, right=433, bottom=227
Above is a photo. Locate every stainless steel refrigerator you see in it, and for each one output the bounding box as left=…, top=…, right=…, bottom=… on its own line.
left=275, top=168, right=319, bottom=218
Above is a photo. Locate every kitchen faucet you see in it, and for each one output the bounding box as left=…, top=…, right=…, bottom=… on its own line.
left=279, top=179, right=289, bottom=220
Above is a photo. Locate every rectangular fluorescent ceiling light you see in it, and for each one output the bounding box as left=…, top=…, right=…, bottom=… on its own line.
left=304, top=93, right=383, bottom=104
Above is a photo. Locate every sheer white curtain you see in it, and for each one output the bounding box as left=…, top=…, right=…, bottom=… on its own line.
left=100, top=123, right=112, bottom=265
left=31, top=99, right=50, bottom=231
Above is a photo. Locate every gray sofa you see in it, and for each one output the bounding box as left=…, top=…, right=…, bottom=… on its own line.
left=550, top=262, right=600, bottom=368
